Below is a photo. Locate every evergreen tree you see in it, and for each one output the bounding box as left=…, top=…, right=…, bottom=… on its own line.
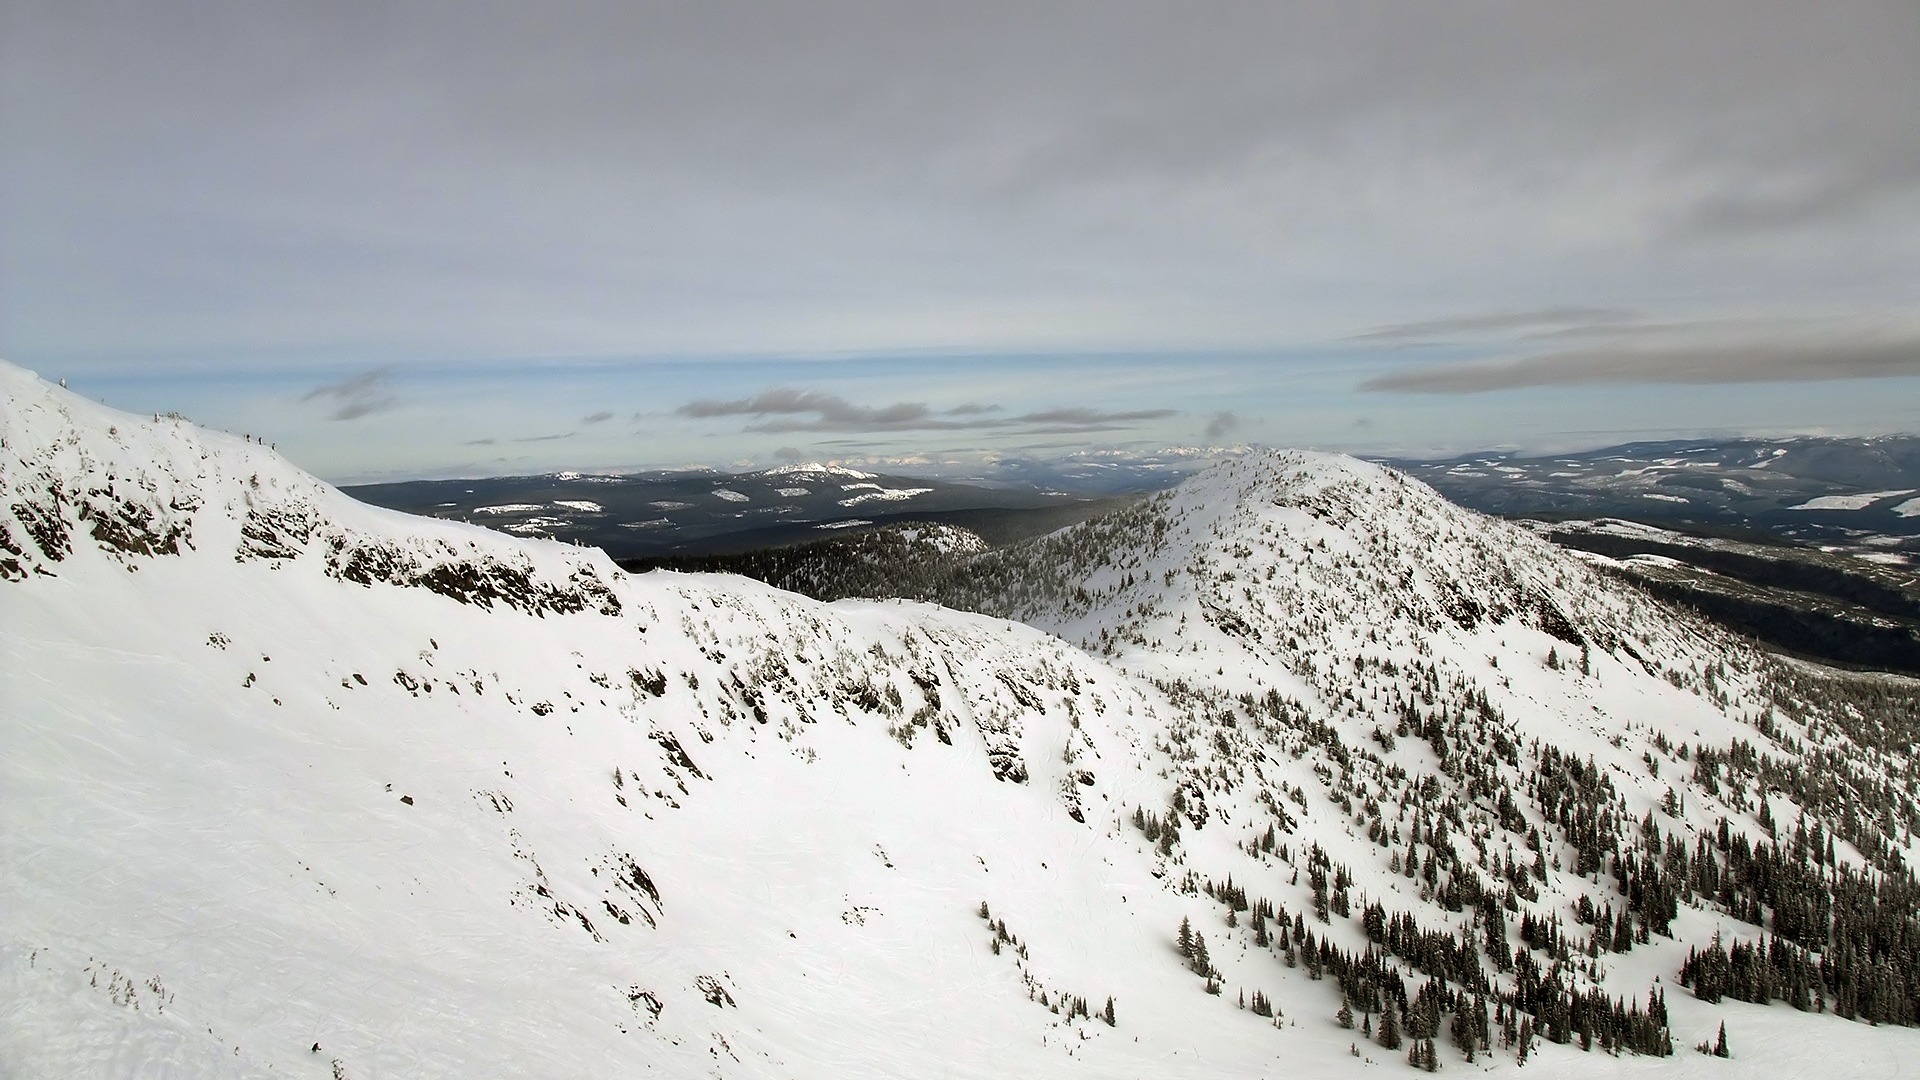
left=1379, top=1004, right=1403, bottom=1050
left=1190, top=931, right=1212, bottom=976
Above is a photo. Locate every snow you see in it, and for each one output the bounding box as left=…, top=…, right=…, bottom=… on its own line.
left=473, top=503, right=545, bottom=514
left=552, top=500, right=605, bottom=513
left=814, top=519, right=873, bottom=529
left=502, top=517, right=568, bottom=534
left=837, top=486, right=933, bottom=508
left=1642, top=493, right=1689, bottom=503
left=648, top=500, right=693, bottom=510
left=1625, top=553, right=1693, bottom=569
left=4, top=362, right=1917, bottom=1078
left=894, top=525, right=990, bottom=556
left=775, top=487, right=811, bottom=498
left=759, top=463, right=878, bottom=480
left=1788, top=490, right=1914, bottom=511
left=712, top=489, right=750, bottom=503
left=1892, top=496, right=1920, bottom=518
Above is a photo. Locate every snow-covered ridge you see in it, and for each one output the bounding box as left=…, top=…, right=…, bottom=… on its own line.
left=0, top=361, right=1201, bottom=1076
left=975, top=449, right=1700, bottom=674
left=757, top=461, right=879, bottom=480
left=837, top=485, right=933, bottom=508
left=0, top=363, right=621, bottom=616
left=7, top=363, right=1920, bottom=1077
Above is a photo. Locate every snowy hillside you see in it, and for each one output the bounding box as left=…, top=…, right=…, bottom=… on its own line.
left=6, top=362, right=1920, bottom=1077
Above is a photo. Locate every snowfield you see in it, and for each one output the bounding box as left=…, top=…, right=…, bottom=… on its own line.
left=760, top=462, right=879, bottom=481
left=837, top=486, right=934, bottom=507
left=1788, top=490, right=1914, bottom=511
left=4, top=361, right=1920, bottom=1078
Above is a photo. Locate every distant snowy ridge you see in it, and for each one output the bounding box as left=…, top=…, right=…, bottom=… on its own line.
left=758, top=461, right=878, bottom=480
left=1788, top=490, right=1914, bottom=511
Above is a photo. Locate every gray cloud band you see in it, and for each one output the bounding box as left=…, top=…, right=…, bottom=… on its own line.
left=1364, top=336, right=1920, bottom=394
left=677, top=388, right=1173, bottom=433
left=8, top=3, right=1913, bottom=364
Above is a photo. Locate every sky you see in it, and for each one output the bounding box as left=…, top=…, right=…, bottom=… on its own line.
left=3, top=0, right=1917, bottom=483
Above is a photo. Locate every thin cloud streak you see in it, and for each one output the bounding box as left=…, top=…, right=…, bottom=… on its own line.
left=1351, top=308, right=1637, bottom=342
left=676, top=387, right=1175, bottom=433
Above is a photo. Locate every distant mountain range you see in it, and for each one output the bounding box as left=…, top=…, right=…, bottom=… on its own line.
left=343, top=463, right=1129, bottom=559
left=1382, top=439, right=1920, bottom=673
left=1387, top=436, right=1920, bottom=557
left=345, top=436, right=1920, bottom=564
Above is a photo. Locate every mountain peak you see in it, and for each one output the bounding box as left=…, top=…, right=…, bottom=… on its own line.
left=756, top=461, right=879, bottom=480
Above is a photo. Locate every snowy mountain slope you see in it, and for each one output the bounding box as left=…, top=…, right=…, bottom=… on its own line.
left=7, top=363, right=1920, bottom=1077
left=0, top=364, right=1235, bottom=1078
left=736, top=450, right=1920, bottom=1060
left=933, top=452, right=1920, bottom=1033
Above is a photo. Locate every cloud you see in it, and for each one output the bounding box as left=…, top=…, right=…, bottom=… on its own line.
left=1351, top=309, right=1637, bottom=342
left=677, top=388, right=936, bottom=431
left=1204, top=410, right=1239, bottom=439
left=300, top=369, right=396, bottom=421
left=1671, top=151, right=1920, bottom=237
left=5, top=2, right=1914, bottom=375
left=581, top=410, right=614, bottom=424
left=460, top=431, right=573, bottom=445
left=1018, top=407, right=1176, bottom=426
left=677, top=387, right=1176, bottom=434
left=1363, top=330, right=1920, bottom=393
